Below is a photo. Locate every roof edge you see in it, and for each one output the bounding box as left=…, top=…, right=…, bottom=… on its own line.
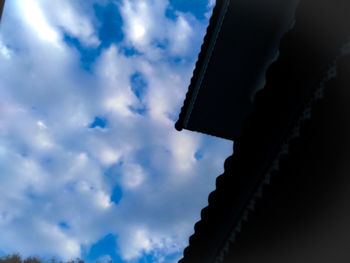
left=179, top=0, right=350, bottom=259
left=0, top=0, right=5, bottom=22
left=175, top=0, right=229, bottom=131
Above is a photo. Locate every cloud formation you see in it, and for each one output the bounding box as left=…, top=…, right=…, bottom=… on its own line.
left=0, top=1, right=232, bottom=262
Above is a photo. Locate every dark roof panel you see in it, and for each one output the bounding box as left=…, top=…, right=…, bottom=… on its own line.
left=0, top=0, right=5, bottom=22
left=176, top=0, right=299, bottom=140
left=175, top=0, right=228, bottom=131
left=224, top=53, right=350, bottom=263
left=179, top=0, right=350, bottom=261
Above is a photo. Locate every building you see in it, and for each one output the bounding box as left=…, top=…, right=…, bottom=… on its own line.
left=0, top=0, right=5, bottom=22
left=175, top=0, right=299, bottom=140
left=176, top=0, right=350, bottom=262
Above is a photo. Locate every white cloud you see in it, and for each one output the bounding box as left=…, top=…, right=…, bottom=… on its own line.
left=120, top=227, right=151, bottom=260
left=100, top=148, right=122, bottom=166
left=0, top=40, right=11, bottom=59
left=121, top=0, right=165, bottom=48
left=121, top=163, right=146, bottom=189
left=17, top=0, right=59, bottom=43
left=168, top=15, right=193, bottom=55
left=169, top=131, right=200, bottom=173
left=205, top=0, right=216, bottom=19
left=37, top=121, right=47, bottom=130
left=48, top=1, right=100, bottom=46
left=208, top=0, right=216, bottom=8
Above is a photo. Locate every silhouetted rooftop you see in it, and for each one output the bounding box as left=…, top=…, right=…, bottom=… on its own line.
left=178, top=0, right=350, bottom=262
left=0, top=0, right=5, bottom=22
left=175, top=0, right=298, bottom=140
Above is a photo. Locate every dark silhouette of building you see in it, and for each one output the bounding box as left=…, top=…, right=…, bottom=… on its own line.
left=176, top=0, right=299, bottom=140
left=0, top=0, right=5, bottom=22
left=176, top=0, right=350, bottom=262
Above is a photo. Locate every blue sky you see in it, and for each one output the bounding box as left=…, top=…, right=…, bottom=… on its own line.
left=0, top=1, right=231, bottom=262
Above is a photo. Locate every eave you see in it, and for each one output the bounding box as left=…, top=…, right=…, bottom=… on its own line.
left=178, top=0, right=350, bottom=261
left=175, top=0, right=300, bottom=141
left=0, top=0, right=5, bottom=22
left=175, top=0, right=229, bottom=132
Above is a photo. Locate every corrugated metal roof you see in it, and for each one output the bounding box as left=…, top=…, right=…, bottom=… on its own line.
left=175, top=0, right=228, bottom=132
left=178, top=0, right=350, bottom=261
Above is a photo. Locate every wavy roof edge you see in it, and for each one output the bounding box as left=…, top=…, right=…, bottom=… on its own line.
left=178, top=0, right=350, bottom=261
left=175, top=0, right=228, bottom=131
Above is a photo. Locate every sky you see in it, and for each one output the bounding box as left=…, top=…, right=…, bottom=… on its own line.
left=0, top=1, right=232, bottom=262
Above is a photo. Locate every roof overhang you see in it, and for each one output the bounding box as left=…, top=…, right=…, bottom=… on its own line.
left=0, top=0, right=5, bottom=22
left=179, top=0, right=350, bottom=261
left=176, top=0, right=299, bottom=140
